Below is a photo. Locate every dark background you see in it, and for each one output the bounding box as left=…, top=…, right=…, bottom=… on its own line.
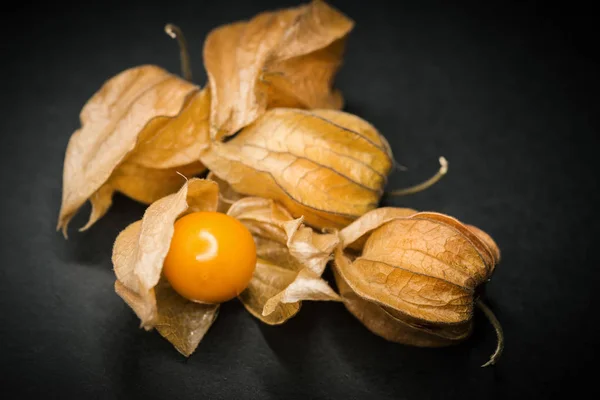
left=1, top=0, right=598, bottom=398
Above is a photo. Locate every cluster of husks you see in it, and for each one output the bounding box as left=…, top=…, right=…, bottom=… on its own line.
left=58, top=1, right=502, bottom=363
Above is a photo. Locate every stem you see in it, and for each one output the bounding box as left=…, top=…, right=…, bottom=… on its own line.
left=164, top=23, right=193, bottom=81
left=476, top=298, right=504, bottom=367
left=175, top=171, right=189, bottom=182
left=387, top=157, right=448, bottom=196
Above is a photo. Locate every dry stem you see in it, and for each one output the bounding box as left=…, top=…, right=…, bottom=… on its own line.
left=476, top=298, right=504, bottom=367
left=165, top=24, right=193, bottom=81
left=387, top=157, right=448, bottom=196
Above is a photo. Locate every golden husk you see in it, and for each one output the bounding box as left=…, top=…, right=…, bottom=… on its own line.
left=113, top=180, right=339, bottom=355
left=199, top=108, right=394, bottom=229
left=57, top=66, right=210, bottom=236
left=203, top=0, right=354, bottom=140
left=333, top=208, right=500, bottom=347
left=59, top=0, right=503, bottom=362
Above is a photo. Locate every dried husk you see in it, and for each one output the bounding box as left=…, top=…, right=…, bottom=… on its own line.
left=333, top=267, right=468, bottom=346
left=207, top=171, right=245, bottom=213
left=55, top=0, right=506, bottom=363
left=60, top=0, right=357, bottom=235
left=227, top=197, right=340, bottom=324
left=199, top=108, right=394, bottom=229
left=203, top=0, right=354, bottom=140
left=113, top=179, right=340, bottom=354
left=112, top=178, right=220, bottom=356
left=58, top=65, right=210, bottom=236
left=333, top=208, right=500, bottom=347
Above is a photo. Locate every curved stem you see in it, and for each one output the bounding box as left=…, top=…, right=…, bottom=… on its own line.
left=387, top=157, right=448, bottom=196
left=164, top=23, right=193, bottom=81
left=175, top=171, right=189, bottom=182
left=476, top=298, right=504, bottom=367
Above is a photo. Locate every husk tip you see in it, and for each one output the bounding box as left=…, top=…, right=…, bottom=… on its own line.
left=56, top=218, right=69, bottom=239
left=78, top=212, right=98, bottom=233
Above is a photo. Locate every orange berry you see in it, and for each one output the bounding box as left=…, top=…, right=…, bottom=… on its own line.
left=163, top=211, right=256, bottom=303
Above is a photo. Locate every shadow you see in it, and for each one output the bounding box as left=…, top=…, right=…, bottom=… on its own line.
left=102, top=307, right=144, bottom=393
left=254, top=300, right=322, bottom=367
left=101, top=302, right=187, bottom=398
left=325, top=301, right=505, bottom=398
left=242, top=251, right=507, bottom=397
left=55, top=193, right=146, bottom=270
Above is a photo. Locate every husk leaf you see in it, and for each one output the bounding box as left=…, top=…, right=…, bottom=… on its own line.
left=112, top=179, right=219, bottom=356
left=228, top=197, right=339, bottom=324
left=200, top=108, right=393, bottom=229
left=58, top=66, right=210, bottom=236
left=333, top=264, right=470, bottom=347
left=207, top=171, right=245, bottom=213
left=334, top=208, right=500, bottom=346
left=203, top=0, right=354, bottom=140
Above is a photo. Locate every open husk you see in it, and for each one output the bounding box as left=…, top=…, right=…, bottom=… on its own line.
left=113, top=180, right=339, bottom=354
left=228, top=197, right=340, bottom=325
left=203, top=0, right=354, bottom=140
left=58, top=66, right=210, bottom=236
left=59, top=1, right=360, bottom=235
left=333, top=208, right=501, bottom=358
left=113, top=178, right=220, bottom=356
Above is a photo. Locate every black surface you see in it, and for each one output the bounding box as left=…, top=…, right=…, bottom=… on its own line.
left=1, top=0, right=598, bottom=398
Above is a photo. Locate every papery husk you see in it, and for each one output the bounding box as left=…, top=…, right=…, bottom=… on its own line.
left=333, top=265, right=469, bottom=346
left=112, top=178, right=220, bottom=356
left=228, top=197, right=340, bottom=324
left=203, top=0, right=354, bottom=140
left=333, top=208, right=500, bottom=347
left=84, top=161, right=205, bottom=231
left=58, top=66, right=210, bottom=236
left=207, top=171, right=245, bottom=213
left=126, top=87, right=211, bottom=169
left=200, top=108, right=393, bottom=230
left=339, top=207, right=417, bottom=251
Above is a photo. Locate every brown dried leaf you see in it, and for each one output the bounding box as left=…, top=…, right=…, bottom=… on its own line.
left=113, top=178, right=220, bottom=356
left=334, top=209, right=499, bottom=346
left=200, top=108, right=393, bottom=229
left=229, top=197, right=339, bottom=324
left=203, top=0, right=353, bottom=140
left=58, top=66, right=210, bottom=236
